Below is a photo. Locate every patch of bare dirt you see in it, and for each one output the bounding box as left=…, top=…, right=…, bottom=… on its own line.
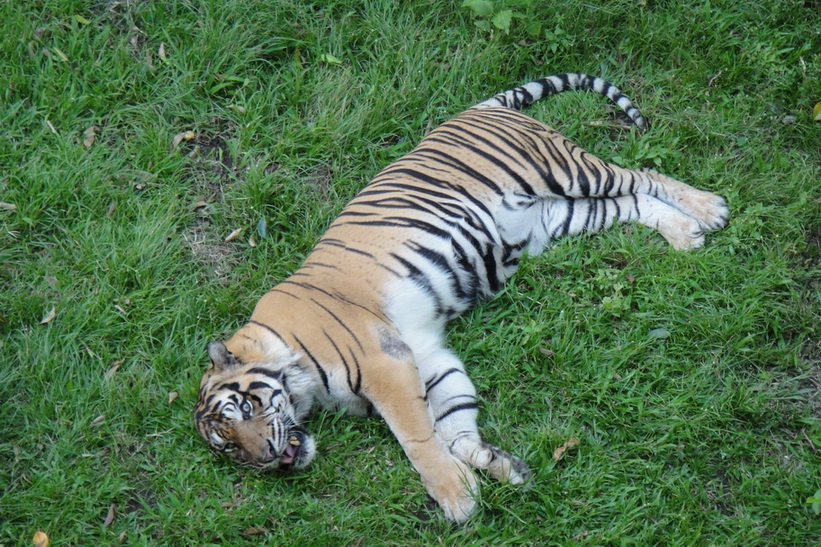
left=183, top=222, right=239, bottom=279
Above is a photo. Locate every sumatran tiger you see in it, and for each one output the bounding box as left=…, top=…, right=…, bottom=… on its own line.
left=195, top=73, right=728, bottom=522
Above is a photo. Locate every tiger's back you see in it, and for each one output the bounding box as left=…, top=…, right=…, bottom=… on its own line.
left=195, top=73, right=728, bottom=523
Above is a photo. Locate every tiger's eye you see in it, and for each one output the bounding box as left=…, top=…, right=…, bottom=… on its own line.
left=223, top=442, right=238, bottom=453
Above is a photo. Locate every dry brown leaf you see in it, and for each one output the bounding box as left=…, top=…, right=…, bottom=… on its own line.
left=40, top=306, right=57, bottom=325
left=33, top=531, right=50, bottom=547
left=242, top=526, right=267, bottom=536
left=158, top=42, right=167, bottom=60
left=90, top=414, right=106, bottom=427
left=190, top=200, right=209, bottom=211
left=0, top=202, right=17, bottom=211
left=103, top=503, right=116, bottom=527
left=105, top=359, right=124, bottom=379
left=83, top=126, right=96, bottom=147
left=224, top=228, right=242, bottom=242
left=171, top=130, right=195, bottom=150
left=553, top=437, right=580, bottom=462
left=249, top=235, right=257, bottom=248
left=168, top=391, right=178, bottom=404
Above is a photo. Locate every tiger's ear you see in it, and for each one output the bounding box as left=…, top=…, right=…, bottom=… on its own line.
left=207, top=341, right=240, bottom=371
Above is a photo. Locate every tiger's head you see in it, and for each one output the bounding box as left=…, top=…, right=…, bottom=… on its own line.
left=194, top=329, right=316, bottom=470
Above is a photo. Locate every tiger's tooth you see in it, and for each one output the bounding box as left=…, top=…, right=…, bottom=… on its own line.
left=288, top=436, right=300, bottom=446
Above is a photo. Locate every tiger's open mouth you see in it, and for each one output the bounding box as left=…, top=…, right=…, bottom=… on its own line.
left=279, top=434, right=302, bottom=466
left=277, top=427, right=311, bottom=468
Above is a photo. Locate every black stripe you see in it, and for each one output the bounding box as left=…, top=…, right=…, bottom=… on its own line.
left=389, top=252, right=444, bottom=314
left=414, top=139, right=507, bottom=191
left=348, top=347, right=362, bottom=393
left=292, top=335, right=330, bottom=394
left=247, top=320, right=288, bottom=345
left=280, top=279, right=387, bottom=322
left=248, top=381, right=275, bottom=391
left=321, top=329, right=358, bottom=393
left=309, top=298, right=364, bottom=354
left=453, top=116, right=532, bottom=171
left=425, top=367, right=463, bottom=393
left=266, top=288, right=300, bottom=300
left=316, top=238, right=376, bottom=259
left=436, top=402, right=479, bottom=422
left=376, top=167, right=493, bottom=218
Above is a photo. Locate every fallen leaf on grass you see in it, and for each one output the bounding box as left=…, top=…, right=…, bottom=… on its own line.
left=242, top=526, right=267, bottom=536
left=256, top=217, right=267, bottom=239
left=103, top=503, right=116, bottom=527
left=105, top=359, right=124, bottom=379
left=45, top=119, right=58, bottom=135
left=648, top=328, right=670, bottom=339
left=0, top=202, right=17, bottom=211
left=318, top=53, right=342, bottom=65
left=33, top=531, right=49, bottom=547
left=168, top=391, right=178, bottom=404
left=90, top=414, right=106, bottom=427
left=814, top=101, right=821, bottom=122
left=249, top=235, right=257, bottom=248
left=553, top=438, right=580, bottom=462
left=40, top=307, right=57, bottom=325
left=171, top=130, right=195, bottom=150
left=158, top=42, right=167, bottom=60
left=83, top=126, right=96, bottom=147
left=224, top=228, right=242, bottom=242
left=52, top=48, right=69, bottom=62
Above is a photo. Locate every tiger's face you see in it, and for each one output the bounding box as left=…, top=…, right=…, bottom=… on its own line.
left=195, top=341, right=316, bottom=470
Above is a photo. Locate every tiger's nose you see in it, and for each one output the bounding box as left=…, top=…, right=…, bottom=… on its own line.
left=258, top=442, right=276, bottom=463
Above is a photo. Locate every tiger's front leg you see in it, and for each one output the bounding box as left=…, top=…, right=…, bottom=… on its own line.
left=417, top=347, right=531, bottom=485
left=363, top=350, right=479, bottom=523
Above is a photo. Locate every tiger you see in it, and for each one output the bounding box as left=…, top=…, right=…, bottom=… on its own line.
left=194, top=73, right=728, bottom=522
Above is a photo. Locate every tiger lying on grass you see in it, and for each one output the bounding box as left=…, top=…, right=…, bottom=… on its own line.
left=195, top=73, right=728, bottom=522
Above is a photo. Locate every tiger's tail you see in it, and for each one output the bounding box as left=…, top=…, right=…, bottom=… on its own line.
left=474, top=73, right=648, bottom=131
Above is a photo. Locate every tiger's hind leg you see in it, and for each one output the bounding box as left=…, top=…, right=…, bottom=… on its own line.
left=543, top=193, right=717, bottom=250
left=417, top=347, right=531, bottom=485
left=538, top=141, right=729, bottom=239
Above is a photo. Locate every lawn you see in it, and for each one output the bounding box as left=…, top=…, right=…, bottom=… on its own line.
left=1, top=0, right=819, bottom=544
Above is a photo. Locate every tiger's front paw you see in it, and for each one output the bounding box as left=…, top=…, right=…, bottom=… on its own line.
left=483, top=444, right=531, bottom=485
left=424, top=458, right=479, bottom=523
left=450, top=437, right=532, bottom=485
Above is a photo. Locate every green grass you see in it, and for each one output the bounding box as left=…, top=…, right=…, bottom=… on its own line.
left=2, top=0, right=819, bottom=544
